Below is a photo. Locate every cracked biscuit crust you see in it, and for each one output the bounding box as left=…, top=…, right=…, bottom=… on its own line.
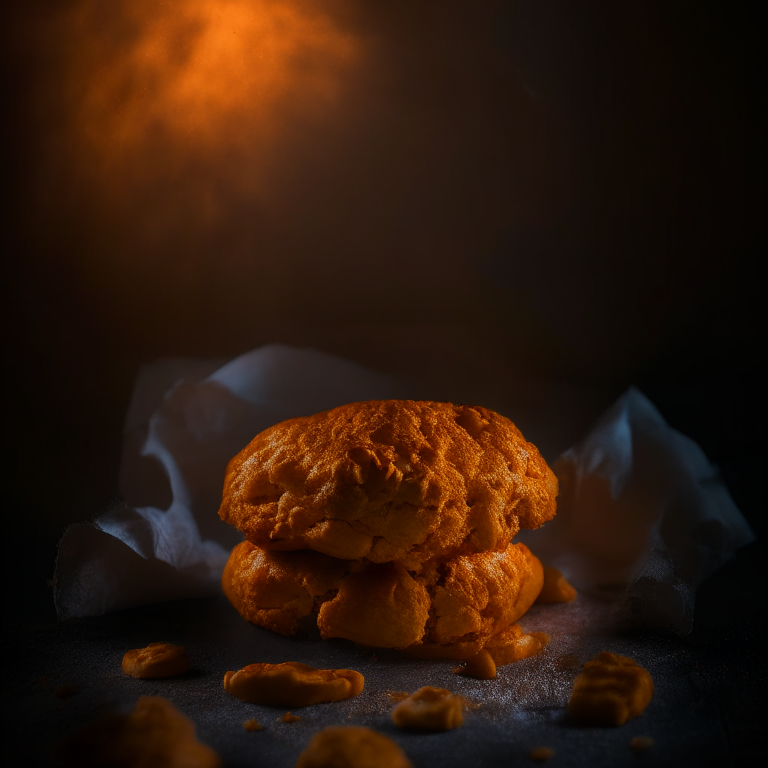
left=222, top=543, right=350, bottom=636
left=413, top=539, right=544, bottom=659
left=223, top=540, right=543, bottom=655
left=219, top=400, right=557, bottom=570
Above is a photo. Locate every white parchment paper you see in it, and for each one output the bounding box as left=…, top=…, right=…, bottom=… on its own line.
left=55, top=345, right=405, bottom=619
left=55, top=346, right=753, bottom=635
left=518, top=387, right=754, bottom=635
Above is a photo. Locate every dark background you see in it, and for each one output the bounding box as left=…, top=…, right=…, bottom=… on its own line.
left=5, top=0, right=763, bottom=624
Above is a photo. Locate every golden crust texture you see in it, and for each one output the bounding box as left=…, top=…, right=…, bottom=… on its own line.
left=223, top=540, right=543, bottom=656
left=219, top=400, right=558, bottom=570
left=410, top=541, right=544, bottom=659
left=221, top=542, right=350, bottom=636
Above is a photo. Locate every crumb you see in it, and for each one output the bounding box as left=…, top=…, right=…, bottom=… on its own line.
left=391, top=687, right=464, bottom=731
left=295, top=726, right=412, bottom=768
left=55, top=684, right=78, bottom=699
left=122, top=643, right=189, bottom=679
left=529, top=746, right=554, bottom=762
left=243, top=719, right=263, bottom=732
left=536, top=566, right=577, bottom=603
left=223, top=662, right=363, bottom=706
left=630, top=736, right=655, bottom=753
left=454, top=649, right=497, bottom=680
left=281, top=712, right=301, bottom=723
left=568, top=651, right=654, bottom=726
left=483, top=624, right=547, bottom=667
left=55, top=696, right=220, bottom=768
left=386, top=691, right=410, bottom=703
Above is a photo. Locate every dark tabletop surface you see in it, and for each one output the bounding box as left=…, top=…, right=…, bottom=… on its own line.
left=7, top=535, right=764, bottom=768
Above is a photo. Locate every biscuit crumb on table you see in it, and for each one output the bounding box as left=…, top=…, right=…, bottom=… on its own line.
left=223, top=661, right=364, bottom=707
left=536, top=566, right=577, bottom=603
left=55, top=696, right=220, bottom=768
left=121, top=642, right=190, bottom=679
left=568, top=651, right=654, bottom=726
left=482, top=624, right=549, bottom=667
left=454, top=649, right=497, bottom=680
left=242, top=719, right=263, bottom=731
left=296, top=726, right=412, bottom=768
left=391, top=686, right=464, bottom=730
left=630, top=736, right=655, bottom=753
left=281, top=712, right=301, bottom=723
left=386, top=691, right=410, bottom=703
left=529, top=746, right=555, bottom=762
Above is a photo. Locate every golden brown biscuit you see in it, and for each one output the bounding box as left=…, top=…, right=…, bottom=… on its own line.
left=219, top=400, right=557, bottom=570
left=224, top=540, right=543, bottom=655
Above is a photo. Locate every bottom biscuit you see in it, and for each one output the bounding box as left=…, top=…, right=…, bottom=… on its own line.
left=223, top=540, right=543, bottom=657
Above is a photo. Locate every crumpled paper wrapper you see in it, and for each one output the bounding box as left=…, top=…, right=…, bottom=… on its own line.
left=54, top=344, right=405, bottom=619
left=518, top=387, right=754, bottom=635
left=55, top=348, right=753, bottom=636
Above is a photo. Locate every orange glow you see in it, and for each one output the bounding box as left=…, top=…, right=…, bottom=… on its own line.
left=64, top=0, right=359, bottom=199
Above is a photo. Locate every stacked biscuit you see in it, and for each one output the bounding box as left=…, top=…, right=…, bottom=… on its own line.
left=218, top=400, right=558, bottom=660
